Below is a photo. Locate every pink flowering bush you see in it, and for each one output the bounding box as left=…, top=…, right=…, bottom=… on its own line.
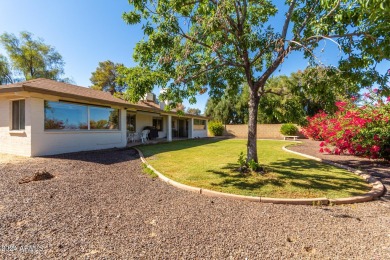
left=302, top=90, right=390, bottom=160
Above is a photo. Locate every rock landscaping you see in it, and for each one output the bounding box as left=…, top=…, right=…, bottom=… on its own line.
left=0, top=148, right=389, bottom=258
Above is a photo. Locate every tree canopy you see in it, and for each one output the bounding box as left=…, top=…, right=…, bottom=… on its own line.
left=258, top=66, right=362, bottom=124
left=0, top=31, right=65, bottom=81
left=186, top=107, right=202, bottom=115
left=205, top=85, right=248, bottom=124
left=256, top=75, right=305, bottom=124
left=206, top=66, right=366, bottom=125
left=0, top=54, right=13, bottom=85
left=90, top=60, right=127, bottom=95
left=205, top=66, right=368, bottom=125
left=122, top=0, right=389, bottom=163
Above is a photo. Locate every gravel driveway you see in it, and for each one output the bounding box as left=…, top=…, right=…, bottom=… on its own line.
left=0, top=148, right=389, bottom=259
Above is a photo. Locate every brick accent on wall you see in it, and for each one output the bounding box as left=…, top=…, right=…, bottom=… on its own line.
left=223, top=124, right=305, bottom=139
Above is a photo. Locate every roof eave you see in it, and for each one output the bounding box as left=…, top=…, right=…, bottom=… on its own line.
left=0, top=86, right=25, bottom=94
left=0, top=84, right=211, bottom=119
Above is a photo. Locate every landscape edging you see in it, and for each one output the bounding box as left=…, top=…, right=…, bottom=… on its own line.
left=134, top=145, right=385, bottom=205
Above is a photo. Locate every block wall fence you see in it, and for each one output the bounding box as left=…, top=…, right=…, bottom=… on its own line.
left=221, top=124, right=306, bottom=139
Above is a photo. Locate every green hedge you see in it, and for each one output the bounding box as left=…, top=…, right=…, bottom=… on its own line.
left=280, top=123, right=298, bottom=136
left=208, top=121, right=224, bottom=136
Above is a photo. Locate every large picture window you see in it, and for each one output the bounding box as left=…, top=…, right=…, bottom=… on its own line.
left=90, top=107, right=119, bottom=130
left=45, top=101, right=88, bottom=130
left=12, top=100, right=25, bottom=130
left=44, top=101, right=119, bottom=131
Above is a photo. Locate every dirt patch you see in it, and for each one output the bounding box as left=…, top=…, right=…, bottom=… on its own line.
left=19, top=170, right=54, bottom=184
left=0, top=153, right=29, bottom=164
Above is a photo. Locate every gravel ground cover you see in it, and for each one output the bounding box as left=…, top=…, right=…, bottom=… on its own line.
left=0, top=148, right=389, bottom=259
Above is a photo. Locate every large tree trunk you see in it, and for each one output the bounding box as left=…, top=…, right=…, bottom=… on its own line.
left=247, top=87, right=260, bottom=163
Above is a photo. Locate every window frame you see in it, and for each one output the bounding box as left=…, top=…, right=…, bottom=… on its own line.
left=193, top=119, right=206, bottom=130
left=11, top=99, right=25, bottom=131
left=194, top=119, right=206, bottom=125
left=152, top=117, right=163, bottom=131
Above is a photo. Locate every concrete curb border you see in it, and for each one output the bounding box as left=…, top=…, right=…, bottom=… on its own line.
left=134, top=145, right=385, bottom=205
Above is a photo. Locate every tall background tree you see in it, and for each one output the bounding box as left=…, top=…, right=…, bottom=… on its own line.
left=290, top=66, right=361, bottom=117
left=259, top=66, right=361, bottom=124
left=90, top=60, right=127, bottom=95
left=206, top=66, right=368, bottom=125
left=186, top=107, right=202, bottom=115
left=0, top=54, right=13, bottom=84
left=0, top=31, right=65, bottom=81
left=122, top=0, right=389, bottom=163
left=205, top=85, right=248, bottom=124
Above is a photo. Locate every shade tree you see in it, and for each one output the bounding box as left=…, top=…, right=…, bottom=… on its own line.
left=121, top=0, right=389, bottom=163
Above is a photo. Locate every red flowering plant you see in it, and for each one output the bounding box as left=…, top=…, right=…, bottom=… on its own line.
left=302, top=89, right=390, bottom=160
left=300, top=110, right=329, bottom=140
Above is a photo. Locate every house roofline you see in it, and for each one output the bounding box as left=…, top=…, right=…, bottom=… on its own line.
left=0, top=80, right=211, bottom=120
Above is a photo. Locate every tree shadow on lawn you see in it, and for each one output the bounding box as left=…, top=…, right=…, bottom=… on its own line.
left=268, top=158, right=370, bottom=195
left=205, top=159, right=369, bottom=195
left=207, top=163, right=285, bottom=192
left=139, top=138, right=226, bottom=157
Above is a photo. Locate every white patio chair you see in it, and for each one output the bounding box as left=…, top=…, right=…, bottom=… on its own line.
left=141, top=129, right=150, bottom=143
left=131, top=132, right=138, bottom=142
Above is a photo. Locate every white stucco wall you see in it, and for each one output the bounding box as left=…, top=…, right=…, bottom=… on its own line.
left=30, top=98, right=127, bottom=156
left=135, top=112, right=166, bottom=140
left=0, top=97, right=32, bottom=156
left=135, top=113, right=152, bottom=137
left=0, top=95, right=208, bottom=156
left=192, top=130, right=208, bottom=138
left=192, top=120, right=208, bottom=138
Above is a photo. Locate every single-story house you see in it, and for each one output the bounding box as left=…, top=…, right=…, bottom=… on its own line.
left=0, top=78, right=209, bottom=157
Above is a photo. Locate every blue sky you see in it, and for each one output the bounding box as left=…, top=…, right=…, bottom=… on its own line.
left=0, top=0, right=388, bottom=112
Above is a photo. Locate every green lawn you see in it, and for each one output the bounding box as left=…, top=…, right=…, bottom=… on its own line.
left=137, top=139, right=371, bottom=198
